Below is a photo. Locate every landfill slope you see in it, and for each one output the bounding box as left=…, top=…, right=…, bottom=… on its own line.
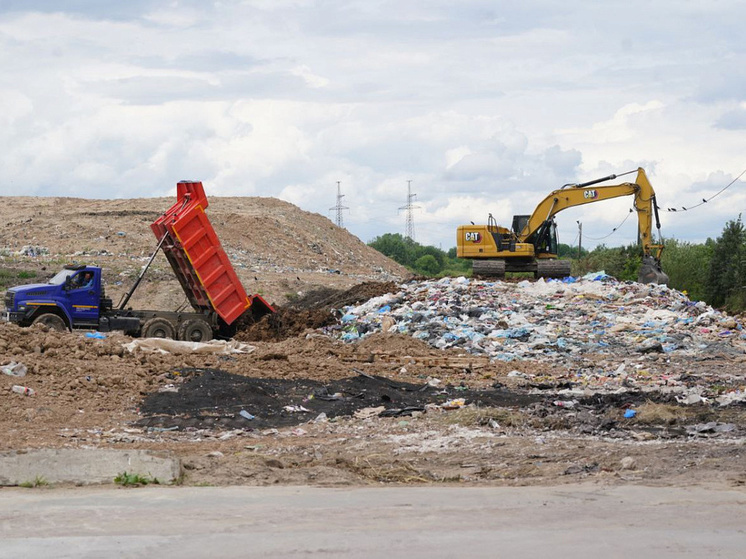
left=0, top=195, right=408, bottom=309
left=2, top=270, right=746, bottom=488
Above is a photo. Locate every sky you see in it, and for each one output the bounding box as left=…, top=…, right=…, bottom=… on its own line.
left=1, top=1, right=745, bottom=251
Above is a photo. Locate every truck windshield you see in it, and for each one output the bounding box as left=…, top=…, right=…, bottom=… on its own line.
left=48, top=269, right=76, bottom=285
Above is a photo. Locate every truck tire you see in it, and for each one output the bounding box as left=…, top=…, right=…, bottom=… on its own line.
left=178, top=319, right=213, bottom=343
left=141, top=317, right=176, bottom=339
left=32, top=313, right=68, bottom=332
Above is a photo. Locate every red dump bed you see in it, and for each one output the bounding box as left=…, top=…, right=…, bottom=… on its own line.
left=151, top=181, right=273, bottom=325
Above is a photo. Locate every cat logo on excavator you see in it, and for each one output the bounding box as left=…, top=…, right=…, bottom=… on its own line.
left=465, top=232, right=482, bottom=243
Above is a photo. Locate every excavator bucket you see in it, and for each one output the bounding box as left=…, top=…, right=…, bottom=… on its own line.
left=638, top=256, right=669, bottom=285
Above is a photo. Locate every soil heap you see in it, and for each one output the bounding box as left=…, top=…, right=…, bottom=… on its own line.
left=0, top=194, right=408, bottom=309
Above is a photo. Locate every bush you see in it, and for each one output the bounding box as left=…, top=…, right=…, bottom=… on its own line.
left=369, top=233, right=471, bottom=278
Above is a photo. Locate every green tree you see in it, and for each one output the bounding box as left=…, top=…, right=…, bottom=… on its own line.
left=706, top=216, right=746, bottom=308
left=369, top=234, right=472, bottom=277
left=414, top=254, right=440, bottom=275
left=368, top=233, right=412, bottom=266
left=557, top=243, right=587, bottom=259
left=660, top=238, right=712, bottom=301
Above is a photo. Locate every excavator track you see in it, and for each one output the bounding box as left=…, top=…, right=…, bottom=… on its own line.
left=472, top=260, right=506, bottom=278
left=535, top=259, right=572, bottom=279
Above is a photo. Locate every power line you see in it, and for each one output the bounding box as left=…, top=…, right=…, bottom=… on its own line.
left=576, top=167, right=746, bottom=242
left=582, top=208, right=635, bottom=241
left=664, top=168, right=746, bottom=212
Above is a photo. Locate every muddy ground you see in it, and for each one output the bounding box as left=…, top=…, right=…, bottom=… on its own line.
left=2, top=280, right=745, bottom=488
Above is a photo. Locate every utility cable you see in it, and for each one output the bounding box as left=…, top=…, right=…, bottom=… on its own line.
left=581, top=208, right=634, bottom=241
left=664, top=168, right=746, bottom=212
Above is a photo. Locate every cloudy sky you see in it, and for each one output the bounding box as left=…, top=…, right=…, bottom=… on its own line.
left=1, top=1, right=745, bottom=250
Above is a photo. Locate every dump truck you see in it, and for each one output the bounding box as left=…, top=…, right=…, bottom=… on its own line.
left=456, top=167, right=669, bottom=284
left=2, top=181, right=274, bottom=340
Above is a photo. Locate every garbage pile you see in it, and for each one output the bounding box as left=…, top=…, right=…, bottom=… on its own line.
left=334, top=274, right=745, bottom=365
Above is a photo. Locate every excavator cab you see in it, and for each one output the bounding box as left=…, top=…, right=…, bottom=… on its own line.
left=511, top=215, right=530, bottom=235
left=530, top=219, right=559, bottom=256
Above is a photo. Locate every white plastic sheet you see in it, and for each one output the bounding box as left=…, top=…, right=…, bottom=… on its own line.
left=123, top=338, right=256, bottom=355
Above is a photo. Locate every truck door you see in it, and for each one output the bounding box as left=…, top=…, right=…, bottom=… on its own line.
left=68, top=271, right=100, bottom=324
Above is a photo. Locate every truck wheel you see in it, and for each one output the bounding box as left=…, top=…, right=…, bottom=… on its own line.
left=32, top=313, right=68, bottom=332
left=178, top=319, right=213, bottom=343
left=141, top=317, right=176, bottom=339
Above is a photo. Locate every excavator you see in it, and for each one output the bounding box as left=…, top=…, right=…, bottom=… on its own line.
left=456, top=167, right=669, bottom=284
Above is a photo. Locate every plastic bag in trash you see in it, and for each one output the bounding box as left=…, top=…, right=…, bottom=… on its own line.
left=1, top=362, right=27, bottom=377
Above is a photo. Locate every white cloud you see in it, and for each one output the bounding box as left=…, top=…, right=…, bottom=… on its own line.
left=1, top=1, right=746, bottom=250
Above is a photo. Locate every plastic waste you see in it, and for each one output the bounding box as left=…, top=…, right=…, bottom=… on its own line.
left=553, top=400, right=578, bottom=408
left=11, top=385, right=35, bottom=396
left=624, top=409, right=637, bottom=418
left=239, top=410, right=255, bottom=420
left=331, top=273, right=741, bottom=393
left=283, top=405, right=311, bottom=413
left=85, top=332, right=106, bottom=339
left=441, top=398, right=466, bottom=410
left=1, top=362, right=27, bottom=377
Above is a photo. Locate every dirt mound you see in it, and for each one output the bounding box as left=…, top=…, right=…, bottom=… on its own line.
left=287, top=281, right=400, bottom=310
left=235, top=281, right=399, bottom=342
left=0, top=195, right=407, bottom=309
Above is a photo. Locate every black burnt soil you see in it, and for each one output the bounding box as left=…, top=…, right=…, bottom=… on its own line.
left=134, top=368, right=699, bottom=432
left=136, top=368, right=545, bottom=430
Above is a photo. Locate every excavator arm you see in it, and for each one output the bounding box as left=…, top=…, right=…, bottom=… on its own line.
left=519, top=168, right=664, bottom=261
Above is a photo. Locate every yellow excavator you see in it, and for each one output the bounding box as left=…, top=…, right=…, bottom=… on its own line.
left=456, top=167, right=669, bottom=284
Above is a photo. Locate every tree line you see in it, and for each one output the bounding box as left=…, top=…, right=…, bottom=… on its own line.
left=368, top=217, right=746, bottom=311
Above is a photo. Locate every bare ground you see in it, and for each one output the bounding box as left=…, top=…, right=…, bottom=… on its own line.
left=1, top=195, right=745, bottom=489
left=2, top=320, right=745, bottom=489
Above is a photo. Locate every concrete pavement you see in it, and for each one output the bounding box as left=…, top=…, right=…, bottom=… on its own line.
left=1, top=484, right=745, bottom=558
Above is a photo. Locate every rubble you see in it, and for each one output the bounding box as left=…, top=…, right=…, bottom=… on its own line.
left=333, top=275, right=746, bottom=404
left=336, top=276, right=743, bottom=361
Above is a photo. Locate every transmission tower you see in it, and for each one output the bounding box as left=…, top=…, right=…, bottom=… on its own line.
left=329, top=180, right=349, bottom=228
left=398, top=180, right=420, bottom=241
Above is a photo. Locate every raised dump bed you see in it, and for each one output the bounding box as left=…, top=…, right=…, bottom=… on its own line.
left=151, top=180, right=273, bottom=325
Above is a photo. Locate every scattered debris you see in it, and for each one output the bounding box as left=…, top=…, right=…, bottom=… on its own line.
left=1, top=362, right=27, bottom=377
left=333, top=276, right=744, bottom=367
left=123, top=338, right=256, bottom=355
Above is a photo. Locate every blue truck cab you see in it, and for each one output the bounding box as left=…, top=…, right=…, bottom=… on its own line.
left=4, top=265, right=109, bottom=331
